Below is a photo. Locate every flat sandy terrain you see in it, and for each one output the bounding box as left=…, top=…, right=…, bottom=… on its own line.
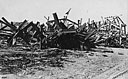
left=0, top=47, right=128, bottom=79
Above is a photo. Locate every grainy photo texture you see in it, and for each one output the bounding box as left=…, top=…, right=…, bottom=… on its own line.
left=0, top=0, right=128, bottom=79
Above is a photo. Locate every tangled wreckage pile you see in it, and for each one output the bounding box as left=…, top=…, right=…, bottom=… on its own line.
left=0, top=11, right=128, bottom=78
left=0, top=12, right=128, bottom=51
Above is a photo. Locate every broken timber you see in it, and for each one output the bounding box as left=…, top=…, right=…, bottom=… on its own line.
left=0, top=13, right=127, bottom=50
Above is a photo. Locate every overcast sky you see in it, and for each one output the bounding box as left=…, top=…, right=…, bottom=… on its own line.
left=0, top=0, right=127, bottom=25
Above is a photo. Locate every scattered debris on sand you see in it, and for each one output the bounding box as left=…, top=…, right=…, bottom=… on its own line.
left=0, top=10, right=128, bottom=79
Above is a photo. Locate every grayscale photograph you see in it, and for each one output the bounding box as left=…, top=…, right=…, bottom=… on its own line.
left=0, top=0, right=128, bottom=79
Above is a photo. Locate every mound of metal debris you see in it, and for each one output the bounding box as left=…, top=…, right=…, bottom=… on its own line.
left=0, top=12, right=127, bottom=51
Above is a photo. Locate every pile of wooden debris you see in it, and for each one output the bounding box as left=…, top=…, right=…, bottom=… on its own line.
left=0, top=12, right=127, bottom=51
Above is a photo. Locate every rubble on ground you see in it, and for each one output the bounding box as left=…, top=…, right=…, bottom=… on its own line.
left=0, top=10, right=128, bottom=79
left=0, top=11, right=127, bottom=51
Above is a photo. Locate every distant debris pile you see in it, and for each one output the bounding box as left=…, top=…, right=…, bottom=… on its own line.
left=0, top=12, right=127, bottom=51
